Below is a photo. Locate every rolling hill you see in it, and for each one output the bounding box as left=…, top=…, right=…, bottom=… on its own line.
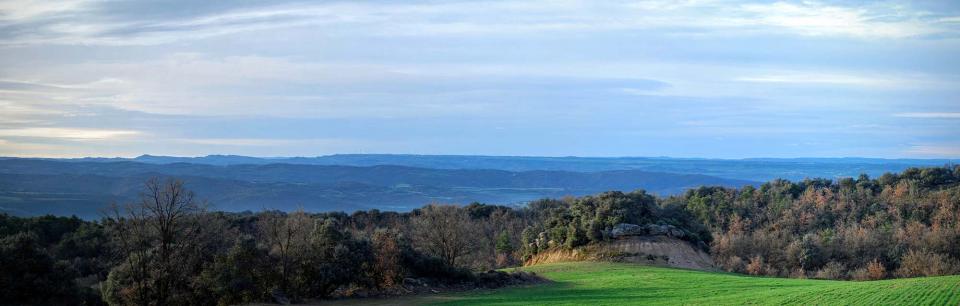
left=0, top=159, right=755, bottom=218
left=48, top=154, right=957, bottom=182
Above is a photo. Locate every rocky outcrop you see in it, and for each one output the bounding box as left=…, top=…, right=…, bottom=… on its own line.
left=525, top=236, right=715, bottom=271
left=602, top=236, right=715, bottom=270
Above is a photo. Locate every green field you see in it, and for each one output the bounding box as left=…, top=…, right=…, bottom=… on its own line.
left=433, top=262, right=960, bottom=306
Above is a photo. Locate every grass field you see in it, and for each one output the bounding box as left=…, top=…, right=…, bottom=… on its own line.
left=431, top=262, right=960, bottom=306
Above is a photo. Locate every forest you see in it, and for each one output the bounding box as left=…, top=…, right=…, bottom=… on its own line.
left=1, top=166, right=958, bottom=305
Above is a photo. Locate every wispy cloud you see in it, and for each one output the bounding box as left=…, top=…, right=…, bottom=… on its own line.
left=1, top=0, right=957, bottom=46
left=0, top=0, right=958, bottom=158
left=0, top=53, right=674, bottom=118
left=894, top=112, right=960, bottom=119
left=0, top=0, right=92, bottom=22
left=732, top=71, right=955, bottom=89
left=735, top=73, right=899, bottom=86
left=0, top=139, right=76, bottom=157
left=0, top=127, right=140, bottom=140
left=738, top=2, right=943, bottom=38
left=170, top=138, right=360, bottom=147
left=905, top=144, right=960, bottom=157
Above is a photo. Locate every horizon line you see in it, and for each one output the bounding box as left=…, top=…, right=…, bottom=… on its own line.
left=3, top=153, right=958, bottom=161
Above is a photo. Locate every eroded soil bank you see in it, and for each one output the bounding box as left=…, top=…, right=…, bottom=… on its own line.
left=525, top=236, right=716, bottom=271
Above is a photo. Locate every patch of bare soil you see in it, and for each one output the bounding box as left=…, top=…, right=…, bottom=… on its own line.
left=525, top=236, right=716, bottom=271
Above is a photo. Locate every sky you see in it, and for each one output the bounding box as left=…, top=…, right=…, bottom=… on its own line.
left=0, top=0, right=959, bottom=158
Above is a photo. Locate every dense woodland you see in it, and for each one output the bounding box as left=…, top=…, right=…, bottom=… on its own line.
left=1, top=166, right=958, bottom=305
left=677, top=167, right=960, bottom=280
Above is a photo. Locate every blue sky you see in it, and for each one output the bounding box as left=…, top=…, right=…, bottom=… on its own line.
left=0, top=0, right=958, bottom=158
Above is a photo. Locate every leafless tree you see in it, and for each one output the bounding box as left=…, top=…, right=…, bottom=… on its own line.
left=411, top=204, right=476, bottom=267
left=105, top=177, right=207, bottom=305
left=257, top=209, right=312, bottom=295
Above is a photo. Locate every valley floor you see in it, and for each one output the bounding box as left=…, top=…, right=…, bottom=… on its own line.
left=313, top=261, right=960, bottom=305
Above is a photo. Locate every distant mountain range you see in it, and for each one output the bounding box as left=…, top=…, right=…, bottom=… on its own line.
left=0, top=158, right=757, bottom=219
left=52, top=154, right=957, bottom=181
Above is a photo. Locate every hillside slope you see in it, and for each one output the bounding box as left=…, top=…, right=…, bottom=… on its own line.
left=438, top=262, right=960, bottom=305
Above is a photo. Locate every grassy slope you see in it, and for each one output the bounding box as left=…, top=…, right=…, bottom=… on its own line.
left=434, top=262, right=960, bottom=306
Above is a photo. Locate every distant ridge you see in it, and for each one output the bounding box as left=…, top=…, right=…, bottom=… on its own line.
left=24, top=154, right=957, bottom=182
left=0, top=158, right=756, bottom=219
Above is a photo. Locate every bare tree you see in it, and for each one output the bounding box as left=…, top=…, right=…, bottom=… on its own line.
left=105, top=177, right=207, bottom=306
left=257, top=209, right=312, bottom=296
left=411, top=204, right=476, bottom=267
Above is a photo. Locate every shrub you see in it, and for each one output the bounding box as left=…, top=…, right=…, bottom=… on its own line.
left=746, top=255, right=764, bottom=275
left=723, top=255, right=745, bottom=273
left=814, top=262, right=846, bottom=280
left=866, top=259, right=886, bottom=280
left=897, top=249, right=959, bottom=277
left=371, top=229, right=403, bottom=288
left=789, top=268, right=807, bottom=279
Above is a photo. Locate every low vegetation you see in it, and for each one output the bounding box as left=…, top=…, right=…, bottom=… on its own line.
left=439, top=261, right=960, bottom=305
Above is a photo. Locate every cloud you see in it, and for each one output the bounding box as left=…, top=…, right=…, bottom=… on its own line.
left=0, top=138, right=76, bottom=157
left=905, top=144, right=960, bottom=157
left=0, top=127, right=140, bottom=140
left=732, top=72, right=952, bottom=89
left=738, top=1, right=943, bottom=38
left=894, top=112, right=960, bottom=119
left=0, top=53, right=677, bottom=118
left=735, top=73, right=892, bottom=86
left=170, top=138, right=357, bottom=147
left=1, top=0, right=957, bottom=46
left=0, top=1, right=958, bottom=158
left=0, top=0, right=91, bottom=22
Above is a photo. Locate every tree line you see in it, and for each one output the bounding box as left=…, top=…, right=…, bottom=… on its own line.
left=670, top=166, right=960, bottom=280
left=1, top=178, right=538, bottom=305
left=1, top=166, right=958, bottom=305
